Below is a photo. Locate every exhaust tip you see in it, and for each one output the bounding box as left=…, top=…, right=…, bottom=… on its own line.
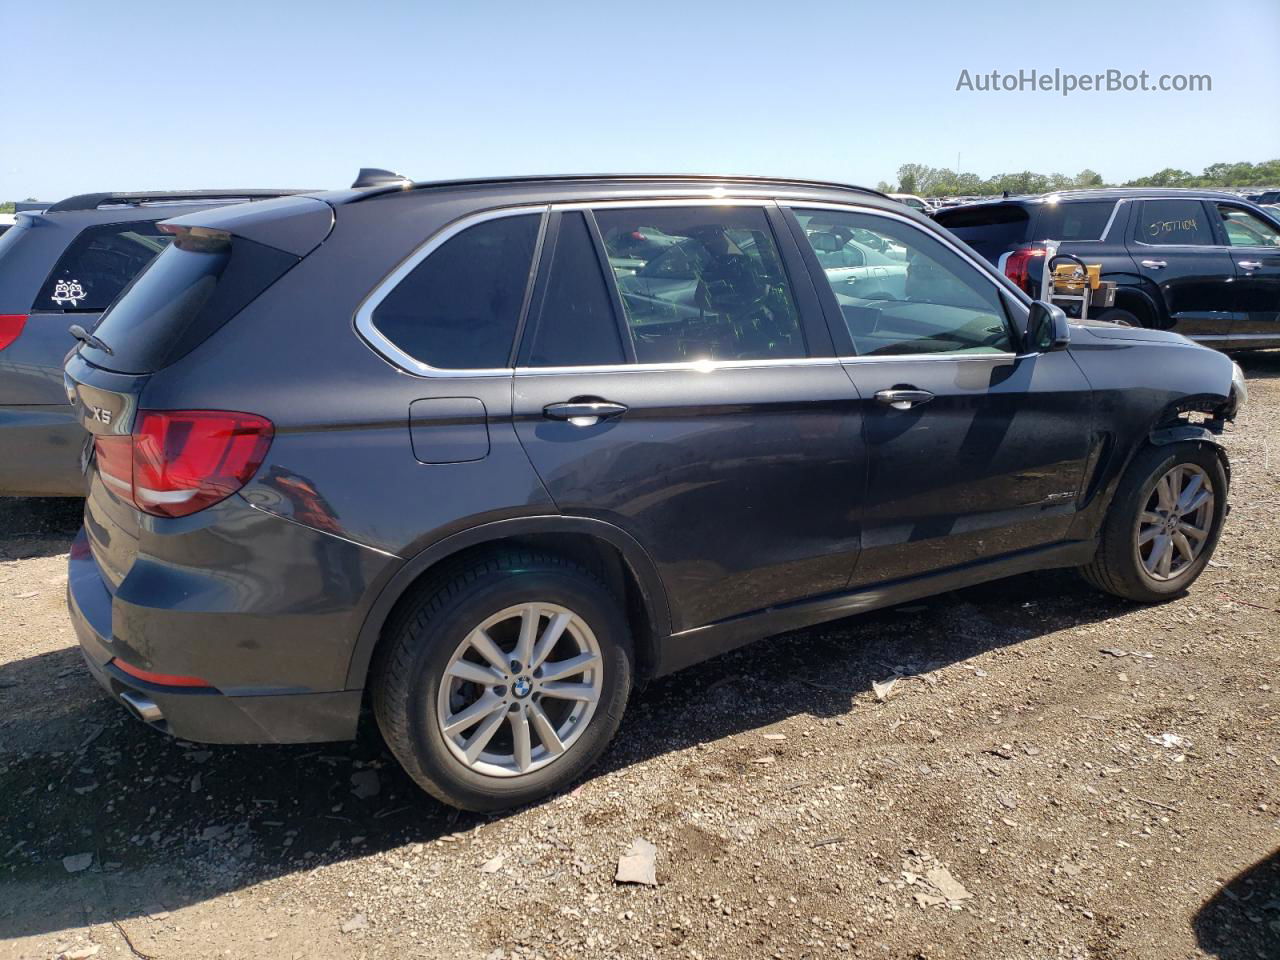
left=119, top=690, right=163, bottom=724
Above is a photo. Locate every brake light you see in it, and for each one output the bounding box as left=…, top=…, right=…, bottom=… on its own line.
left=1004, top=247, right=1046, bottom=295
left=94, top=410, right=273, bottom=518
left=0, top=314, right=27, bottom=351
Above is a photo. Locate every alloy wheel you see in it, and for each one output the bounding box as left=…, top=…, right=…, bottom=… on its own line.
left=1135, top=463, right=1215, bottom=581
left=436, top=603, right=603, bottom=777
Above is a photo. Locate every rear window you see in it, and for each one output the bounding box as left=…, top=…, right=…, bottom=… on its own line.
left=35, top=221, right=171, bottom=313
left=934, top=205, right=1030, bottom=262
left=1035, top=201, right=1115, bottom=241
left=369, top=214, right=541, bottom=369
left=79, top=230, right=298, bottom=374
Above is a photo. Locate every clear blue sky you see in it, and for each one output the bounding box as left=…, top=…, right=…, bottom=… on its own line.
left=2, top=0, right=1277, bottom=200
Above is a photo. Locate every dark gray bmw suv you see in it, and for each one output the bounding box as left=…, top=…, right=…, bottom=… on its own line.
left=64, top=174, right=1245, bottom=811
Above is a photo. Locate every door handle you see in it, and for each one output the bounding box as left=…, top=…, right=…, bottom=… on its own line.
left=1238, top=260, right=1263, bottom=270
left=543, top=400, right=628, bottom=426
left=1141, top=259, right=1167, bottom=269
left=874, top=388, right=935, bottom=411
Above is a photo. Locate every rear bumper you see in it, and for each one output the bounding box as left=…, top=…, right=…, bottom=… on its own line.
left=0, top=404, right=87, bottom=496
left=68, top=526, right=365, bottom=744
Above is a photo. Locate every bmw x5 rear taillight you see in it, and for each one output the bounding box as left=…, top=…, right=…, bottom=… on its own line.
left=94, top=410, right=273, bottom=518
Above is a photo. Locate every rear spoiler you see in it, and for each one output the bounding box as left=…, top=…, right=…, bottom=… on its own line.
left=158, top=195, right=335, bottom=257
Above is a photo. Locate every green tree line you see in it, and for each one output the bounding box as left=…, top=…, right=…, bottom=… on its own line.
left=878, top=159, right=1280, bottom=197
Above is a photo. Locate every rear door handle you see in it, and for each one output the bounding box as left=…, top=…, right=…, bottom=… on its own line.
left=1141, top=259, right=1167, bottom=269
left=1238, top=260, right=1263, bottom=270
left=874, top=388, right=935, bottom=411
left=543, top=400, right=628, bottom=426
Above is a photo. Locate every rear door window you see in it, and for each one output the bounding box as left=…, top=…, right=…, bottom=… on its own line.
left=595, top=206, right=806, bottom=363
left=370, top=213, right=541, bottom=369
left=34, top=221, right=171, bottom=312
left=1035, top=201, right=1115, bottom=241
left=1135, top=199, right=1214, bottom=246
left=525, top=212, right=626, bottom=367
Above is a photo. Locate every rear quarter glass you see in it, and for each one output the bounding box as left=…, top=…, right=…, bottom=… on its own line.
left=78, top=233, right=299, bottom=375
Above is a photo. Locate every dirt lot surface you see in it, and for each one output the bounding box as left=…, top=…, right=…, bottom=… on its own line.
left=2, top=357, right=1278, bottom=960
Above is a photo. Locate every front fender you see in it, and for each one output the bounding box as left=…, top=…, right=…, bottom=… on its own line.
left=1149, top=423, right=1231, bottom=486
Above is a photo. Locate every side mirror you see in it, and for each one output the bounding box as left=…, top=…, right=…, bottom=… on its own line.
left=1027, top=301, right=1071, bottom=352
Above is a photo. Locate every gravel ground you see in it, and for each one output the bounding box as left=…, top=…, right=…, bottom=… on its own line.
left=1, top=355, right=1278, bottom=960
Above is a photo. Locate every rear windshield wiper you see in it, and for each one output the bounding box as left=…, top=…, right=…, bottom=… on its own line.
left=68, top=323, right=113, bottom=355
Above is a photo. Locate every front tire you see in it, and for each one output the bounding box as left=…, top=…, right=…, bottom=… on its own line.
left=1080, top=442, right=1227, bottom=602
left=372, top=551, right=632, bottom=811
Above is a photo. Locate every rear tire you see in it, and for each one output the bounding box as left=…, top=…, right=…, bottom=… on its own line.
left=371, top=550, right=632, bottom=811
left=1080, top=442, right=1227, bottom=602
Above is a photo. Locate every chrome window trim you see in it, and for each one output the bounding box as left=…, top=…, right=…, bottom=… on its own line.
left=355, top=196, right=1029, bottom=379
left=353, top=204, right=550, bottom=379
left=1098, top=198, right=1125, bottom=241
left=514, top=356, right=842, bottom=377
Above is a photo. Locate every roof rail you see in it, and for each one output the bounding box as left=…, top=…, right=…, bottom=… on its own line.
left=44, top=189, right=318, bottom=214
left=349, top=172, right=889, bottom=202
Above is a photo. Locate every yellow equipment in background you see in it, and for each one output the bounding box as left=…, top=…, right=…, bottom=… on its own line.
left=1040, top=247, right=1116, bottom=320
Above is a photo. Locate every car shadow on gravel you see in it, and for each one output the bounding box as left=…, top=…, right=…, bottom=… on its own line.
left=0, top=562, right=1132, bottom=941
left=1233, top=349, right=1280, bottom=381
left=1192, top=848, right=1280, bottom=959
left=0, top=496, right=82, bottom=560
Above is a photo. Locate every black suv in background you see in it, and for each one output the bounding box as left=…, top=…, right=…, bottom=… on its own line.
left=0, top=189, right=313, bottom=496
left=935, top=189, right=1280, bottom=349
left=64, top=174, right=1244, bottom=811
